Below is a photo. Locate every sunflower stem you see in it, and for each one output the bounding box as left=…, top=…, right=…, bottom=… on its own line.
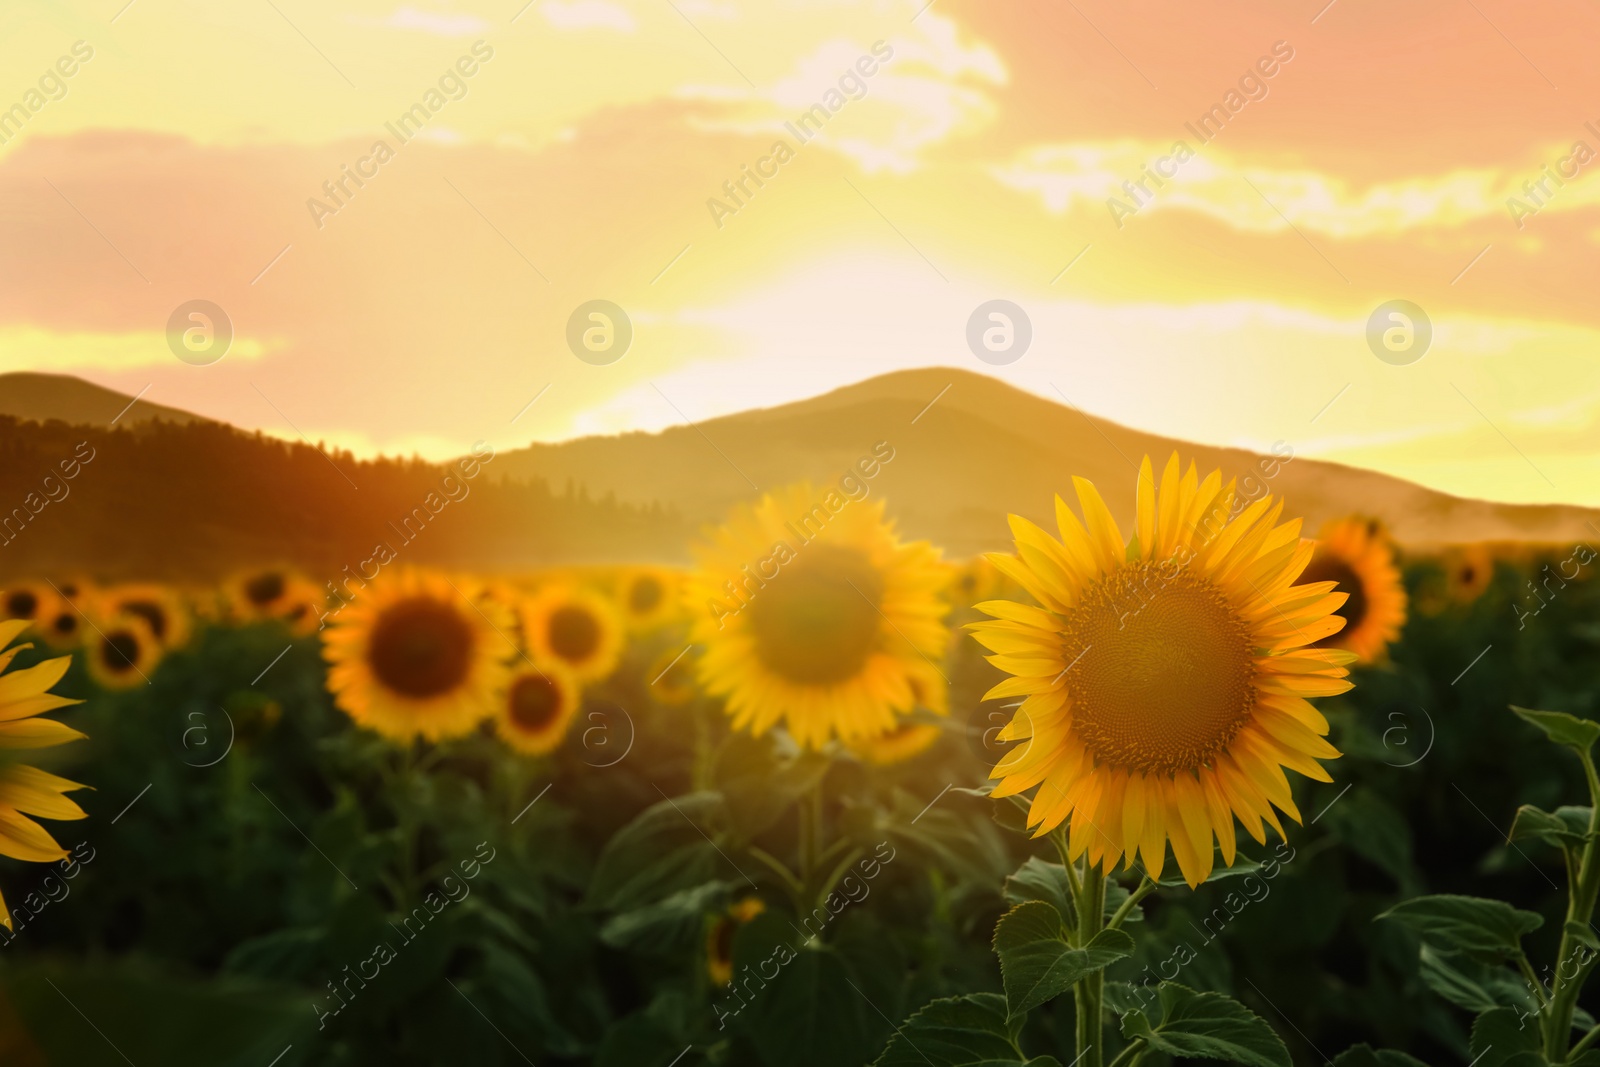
left=1075, top=857, right=1107, bottom=1067
left=1108, top=877, right=1158, bottom=931
left=1105, top=1037, right=1146, bottom=1067
left=1542, top=749, right=1600, bottom=1061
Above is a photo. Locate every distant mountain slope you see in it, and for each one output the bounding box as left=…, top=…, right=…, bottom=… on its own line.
left=486, top=368, right=1600, bottom=556
left=0, top=372, right=202, bottom=428
left=0, top=370, right=1593, bottom=583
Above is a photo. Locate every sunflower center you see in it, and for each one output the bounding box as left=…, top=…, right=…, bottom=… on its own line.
left=548, top=606, right=600, bottom=661
left=366, top=597, right=475, bottom=699
left=102, top=630, right=141, bottom=673
left=747, top=545, right=883, bottom=686
left=1300, top=556, right=1368, bottom=635
left=5, top=590, right=38, bottom=618
left=123, top=601, right=168, bottom=640
left=51, top=612, right=79, bottom=637
left=1064, top=562, right=1256, bottom=775
left=628, top=576, right=663, bottom=615
left=508, top=675, right=563, bottom=733
left=246, top=573, right=286, bottom=606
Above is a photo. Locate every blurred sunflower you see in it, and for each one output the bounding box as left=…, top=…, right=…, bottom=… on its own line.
left=322, top=571, right=514, bottom=742
left=617, top=567, right=680, bottom=629
left=522, top=586, right=623, bottom=683
left=494, top=663, right=581, bottom=756
left=0, top=620, right=90, bottom=926
left=86, top=614, right=160, bottom=690
left=645, top=647, right=696, bottom=707
left=1300, top=517, right=1407, bottom=664
left=947, top=557, right=1000, bottom=607
left=970, top=454, right=1355, bottom=887
left=229, top=568, right=296, bottom=621
left=101, top=584, right=192, bottom=652
left=851, top=720, right=943, bottom=766
left=37, top=601, right=84, bottom=650
left=1, top=584, right=54, bottom=632
left=1443, top=544, right=1495, bottom=605
left=277, top=577, right=329, bottom=638
left=706, top=897, right=766, bottom=985
left=686, top=482, right=950, bottom=750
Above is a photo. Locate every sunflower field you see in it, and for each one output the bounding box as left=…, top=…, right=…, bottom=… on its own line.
left=0, top=456, right=1597, bottom=1067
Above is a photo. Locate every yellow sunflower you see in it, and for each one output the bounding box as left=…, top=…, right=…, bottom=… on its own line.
left=36, top=601, right=85, bottom=650
left=1300, top=517, right=1408, bottom=664
left=494, top=662, right=582, bottom=756
left=101, top=584, right=193, bottom=652
left=970, top=454, right=1355, bottom=887
left=947, top=557, right=1001, bottom=607
left=851, top=720, right=944, bottom=766
left=521, top=586, right=623, bottom=684
left=0, top=620, right=90, bottom=927
left=686, top=482, right=950, bottom=750
left=322, top=570, right=514, bottom=742
left=616, top=567, right=681, bottom=629
left=86, top=614, right=161, bottom=690
left=278, top=577, right=330, bottom=638
left=229, top=568, right=297, bottom=622
left=645, top=647, right=696, bottom=707
left=1443, top=544, right=1495, bottom=605
left=707, top=897, right=766, bottom=985
left=1, top=584, right=55, bottom=632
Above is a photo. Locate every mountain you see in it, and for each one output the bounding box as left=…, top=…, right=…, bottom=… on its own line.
left=0, top=369, right=1593, bottom=584
left=485, top=368, right=1600, bottom=556
left=0, top=372, right=204, bottom=429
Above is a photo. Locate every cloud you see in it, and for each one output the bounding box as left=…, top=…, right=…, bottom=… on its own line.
left=541, top=0, right=636, bottom=32
left=352, top=6, right=493, bottom=35
left=0, top=326, right=273, bottom=374
left=993, top=140, right=1600, bottom=238
left=681, top=15, right=1005, bottom=174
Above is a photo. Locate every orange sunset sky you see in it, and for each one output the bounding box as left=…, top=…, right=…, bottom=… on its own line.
left=2, top=0, right=1598, bottom=507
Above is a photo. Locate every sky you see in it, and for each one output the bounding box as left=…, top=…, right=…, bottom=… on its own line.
left=2, top=0, right=1599, bottom=507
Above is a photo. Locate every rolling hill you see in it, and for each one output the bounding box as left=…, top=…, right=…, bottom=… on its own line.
left=0, top=369, right=1593, bottom=582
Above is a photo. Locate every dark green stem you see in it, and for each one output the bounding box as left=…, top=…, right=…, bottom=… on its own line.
left=1076, top=858, right=1108, bottom=1067
left=1543, top=750, right=1600, bottom=1061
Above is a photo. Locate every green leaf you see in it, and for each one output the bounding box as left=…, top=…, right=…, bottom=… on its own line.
left=1156, top=852, right=1263, bottom=887
left=1331, top=1044, right=1433, bottom=1067
left=1120, top=983, right=1290, bottom=1067
left=1509, top=805, right=1593, bottom=849
left=1324, top=790, right=1415, bottom=885
left=1469, top=1006, right=1544, bottom=1067
left=1511, top=706, right=1600, bottom=754
left=993, top=902, right=1134, bottom=1017
left=727, top=914, right=875, bottom=1067
left=598, top=880, right=729, bottom=953
left=1377, top=895, right=1543, bottom=962
left=1417, top=946, right=1535, bottom=1015
left=1003, top=857, right=1076, bottom=926
left=586, top=791, right=723, bottom=911
left=872, top=993, right=1061, bottom=1066
left=715, top=734, right=831, bottom=840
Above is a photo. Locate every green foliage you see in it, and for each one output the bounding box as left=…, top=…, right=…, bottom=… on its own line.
left=1377, top=895, right=1543, bottom=963
left=1119, top=982, right=1291, bottom=1067
left=992, top=902, right=1133, bottom=1017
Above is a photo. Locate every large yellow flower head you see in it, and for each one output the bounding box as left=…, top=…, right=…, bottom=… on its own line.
left=1301, top=517, right=1408, bottom=664
left=970, top=455, right=1356, bottom=887
left=322, top=570, right=514, bottom=742
left=686, top=482, right=950, bottom=750
left=494, top=661, right=582, bottom=756
left=520, top=585, right=624, bottom=684
left=0, top=619, right=90, bottom=928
